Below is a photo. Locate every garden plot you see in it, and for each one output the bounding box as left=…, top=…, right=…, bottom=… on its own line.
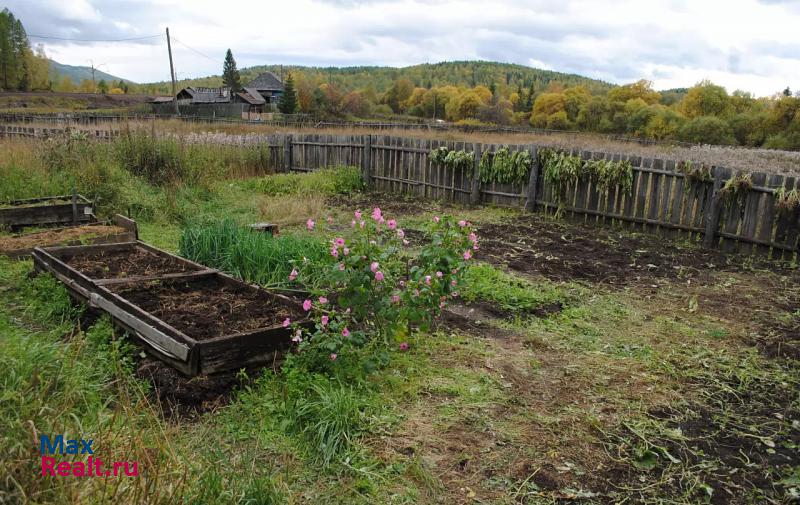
left=32, top=242, right=309, bottom=375
left=0, top=194, right=94, bottom=230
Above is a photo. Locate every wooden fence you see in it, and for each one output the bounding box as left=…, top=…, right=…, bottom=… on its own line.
left=2, top=127, right=797, bottom=258
left=279, top=133, right=799, bottom=259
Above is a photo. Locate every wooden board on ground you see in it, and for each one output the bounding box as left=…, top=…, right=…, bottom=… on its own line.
left=0, top=194, right=94, bottom=230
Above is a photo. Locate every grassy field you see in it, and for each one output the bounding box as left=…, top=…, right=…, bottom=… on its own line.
left=0, top=134, right=798, bottom=504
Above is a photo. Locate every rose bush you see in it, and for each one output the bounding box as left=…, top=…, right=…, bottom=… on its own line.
left=287, top=207, right=478, bottom=373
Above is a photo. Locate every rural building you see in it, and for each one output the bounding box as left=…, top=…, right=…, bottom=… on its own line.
left=150, top=71, right=285, bottom=118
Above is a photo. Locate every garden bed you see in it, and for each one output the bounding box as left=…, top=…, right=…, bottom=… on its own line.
left=32, top=242, right=309, bottom=375
left=0, top=215, right=137, bottom=258
left=0, top=194, right=94, bottom=230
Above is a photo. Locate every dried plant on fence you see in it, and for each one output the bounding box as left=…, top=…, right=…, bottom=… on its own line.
left=720, top=172, right=753, bottom=208
left=429, top=147, right=474, bottom=173
left=677, top=160, right=712, bottom=189
left=773, top=185, right=800, bottom=213
left=477, top=147, right=531, bottom=185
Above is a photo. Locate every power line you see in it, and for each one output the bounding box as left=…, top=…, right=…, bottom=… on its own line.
left=171, top=36, right=216, bottom=62
left=27, top=33, right=163, bottom=42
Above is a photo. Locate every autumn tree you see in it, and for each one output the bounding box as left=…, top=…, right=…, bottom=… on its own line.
left=680, top=80, right=730, bottom=118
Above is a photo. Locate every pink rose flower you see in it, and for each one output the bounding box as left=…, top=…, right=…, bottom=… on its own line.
left=339, top=263, right=346, bottom=271
left=375, top=271, right=385, bottom=282
left=469, top=232, right=477, bottom=244
left=413, top=289, right=420, bottom=297
left=458, top=220, right=467, bottom=227
left=436, top=271, right=443, bottom=278
left=439, top=301, right=445, bottom=308
left=321, top=315, right=329, bottom=326
left=372, top=207, right=382, bottom=220
left=351, top=220, right=356, bottom=228
left=378, top=216, right=385, bottom=225
left=387, top=219, right=397, bottom=230
left=327, top=217, right=334, bottom=225
left=330, top=247, right=339, bottom=258
left=370, top=261, right=379, bottom=272
left=288, top=268, right=298, bottom=281
left=399, top=280, right=405, bottom=287
left=303, top=299, right=312, bottom=311
left=402, top=239, right=409, bottom=246
left=282, top=318, right=291, bottom=328
left=354, top=210, right=362, bottom=220
left=399, top=342, right=409, bottom=351
left=342, top=328, right=350, bottom=337
left=330, top=353, right=337, bottom=360
left=451, top=279, right=457, bottom=286
left=359, top=220, right=365, bottom=228
left=397, top=229, right=405, bottom=238
left=292, top=330, right=302, bottom=343
left=343, top=247, right=349, bottom=255
left=335, top=237, right=345, bottom=247
left=463, top=250, right=472, bottom=260
left=306, top=219, right=315, bottom=230
left=318, top=296, right=328, bottom=304
left=433, top=216, right=440, bottom=223
left=391, top=294, right=400, bottom=303
left=424, top=275, right=431, bottom=285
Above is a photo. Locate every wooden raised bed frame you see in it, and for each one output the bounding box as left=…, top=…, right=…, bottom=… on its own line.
left=31, top=241, right=309, bottom=376
left=0, top=194, right=94, bottom=230
left=1, top=214, right=138, bottom=259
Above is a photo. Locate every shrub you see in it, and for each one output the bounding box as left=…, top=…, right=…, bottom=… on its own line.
left=678, top=116, right=735, bottom=145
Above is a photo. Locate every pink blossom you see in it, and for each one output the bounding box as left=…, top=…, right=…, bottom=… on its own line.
left=413, top=289, right=420, bottom=297
left=359, top=220, right=365, bottom=228
left=402, top=239, right=409, bottom=246
left=351, top=220, right=356, bottom=228
left=372, top=207, right=382, bottom=220
left=321, top=315, right=329, bottom=326
left=451, top=269, right=458, bottom=274
left=399, top=280, right=405, bottom=287
left=378, top=216, right=385, bottom=225
left=292, top=330, right=302, bottom=343
left=452, top=291, right=459, bottom=297
left=345, top=308, right=351, bottom=313
left=303, top=299, right=312, bottom=311
left=343, top=247, right=349, bottom=255
left=319, top=296, right=328, bottom=304
left=288, top=268, right=298, bottom=281
left=327, top=216, right=334, bottom=225
left=439, top=301, right=445, bottom=308
left=436, top=271, right=443, bottom=278
left=391, top=294, right=400, bottom=304
left=330, top=247, right=339, bottom=258
left=463, top=250, right=472, bottom=260
left=424, top=275, right=432, bottom=285
left=375, top=271, right=385, bottom=282
left=282, top=318, right=291, bottom=328
left=354, top=210, right=362, bottom=220
left=458, top=220, right=467, bottom=227
left=370, top=261, right=379, bottom=272
left=399, top=342, right=409, bottom=351
left=473, top=244, right=479, bottom=251
left=468, top=232, right=477, bottom=243
left=397, top=229, right=405, bottom=238
left=306, top=219, right=315, bottom=230
left=451, top=279, right=457, bottom=286
left=433, top=216, right=440, bottom=223
left=387, top=219, right=397, bottom=230
left=334, top=237, right=345, bottom=247
left=342, top=328, right=350, bottom=337
left=338, top=263, right=346, bottom=271
left=330, top=353, right=337, bottom=361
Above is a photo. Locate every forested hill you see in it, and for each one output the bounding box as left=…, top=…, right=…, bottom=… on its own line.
left=158, top=61, right=614, bottom=95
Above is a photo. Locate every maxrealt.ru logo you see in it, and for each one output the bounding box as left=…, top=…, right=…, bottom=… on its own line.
left=40, top=435, right=139, bottom=477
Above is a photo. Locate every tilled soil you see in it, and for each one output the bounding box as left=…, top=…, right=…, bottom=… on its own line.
left=112, top=276, right=297, bottom=340
left=66, top=246, right=200, bottom=279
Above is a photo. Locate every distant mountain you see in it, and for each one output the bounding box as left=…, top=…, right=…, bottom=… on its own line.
left=154, top=60, right=614, bottom=95
left=48, top=60, right=132, bottom=85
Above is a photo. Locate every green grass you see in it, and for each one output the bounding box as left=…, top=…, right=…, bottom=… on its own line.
left=179, top=220, right=332, bottom=289
left=239, top=166, right=365, bottom=196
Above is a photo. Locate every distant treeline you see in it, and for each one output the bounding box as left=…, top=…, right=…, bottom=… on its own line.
left=0, top=8, right=49, bottom=91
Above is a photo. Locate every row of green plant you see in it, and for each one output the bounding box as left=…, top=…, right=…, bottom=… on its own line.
left=428, top=146, right=474, bottom=172
left=478, top=147, right=533, bottom=185
left=538, top=148, right=634, bottom=214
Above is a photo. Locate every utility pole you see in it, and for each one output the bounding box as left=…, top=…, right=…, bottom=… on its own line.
left=166, top=27, right=179, bottom=115
left=88, top=60, right=96, bottom=92
left=432, top=92, right=436, bottom=121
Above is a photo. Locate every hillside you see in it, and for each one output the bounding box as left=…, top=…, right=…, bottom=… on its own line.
left=155, top=60, right=614, bottom=95
left=48, top=60, right=131, bottom=85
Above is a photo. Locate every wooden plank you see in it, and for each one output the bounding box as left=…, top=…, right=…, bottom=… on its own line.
left=703, top=168, right=728, bottom=249
left=760, top=174, right=783, bottom=257
left=362, top=134, right=372, bottom=188
left=524, top=145, right=538, bottom=212
left=737, top=172, right=766, bottom=255
left=720, top=170, right=745, bottom=253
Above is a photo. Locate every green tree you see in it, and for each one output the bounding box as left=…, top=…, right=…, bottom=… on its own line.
left=97, top=79, right=108, bottom=94
left=222, top=48, right=241, bottom=91
left=678, top=116, right=735, bottom=145
left=680, top=80, right=730, bottom=118
left=278, top=72, right=298, bottom=114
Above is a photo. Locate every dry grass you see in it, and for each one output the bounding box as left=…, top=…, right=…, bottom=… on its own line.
left=257, top=193, right=329, bottom=227
left=4, top=118, right=800, bottom=175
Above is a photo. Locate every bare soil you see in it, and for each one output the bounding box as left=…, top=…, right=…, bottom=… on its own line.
left=0, top=224, right=125, bottom=252
left=111, top=276, right=298, bottom=340
left=66, top=246, right=200, bottom=279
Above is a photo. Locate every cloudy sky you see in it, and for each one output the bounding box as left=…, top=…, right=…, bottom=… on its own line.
left=5, top=0, right=799, bottom=95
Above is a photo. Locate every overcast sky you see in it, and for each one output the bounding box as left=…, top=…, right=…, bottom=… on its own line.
left=5, top=0, right=799, bottom=95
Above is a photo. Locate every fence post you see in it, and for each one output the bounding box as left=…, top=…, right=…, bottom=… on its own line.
left=71, top=187, right=78, bottom=225
left=362, top=134, right=372, bottom=188
left=283, top=134, right=293, bottom=173
left=470, top=144, right=482, bottom=205
left=702, top=167, right=726, bottom=249
left=524, top=145, right=539, bottom=213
